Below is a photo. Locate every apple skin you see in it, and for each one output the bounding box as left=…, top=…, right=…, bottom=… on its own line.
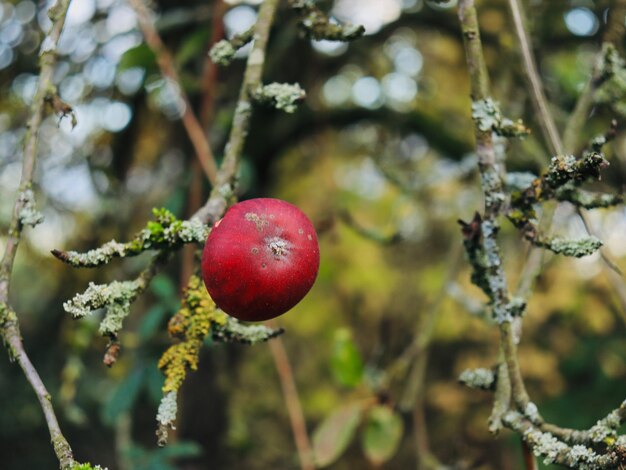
left=202, top=198, right=320, bottom=322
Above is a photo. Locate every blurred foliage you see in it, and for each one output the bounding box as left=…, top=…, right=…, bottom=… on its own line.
left=0, top=0, right=626, bottom=469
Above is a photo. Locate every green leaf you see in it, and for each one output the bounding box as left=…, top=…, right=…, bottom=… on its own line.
left=361, top=405, right=404, bottom=466
left=150, top=274, right=178, bottom=307
left=158, top=441, right=203, bottom=458
left=102, top=368, right=145, bottom=425
left=330, top=328, right=364, bottom=388
left=313, top=403, right=363, bottom=467
left=118, top=43, right=156, bottom=71
left=139, top=304, right=168, bottom=340
left=145, top=364, right=165, bottom=404
left=175, top=29, right=210, bottom=68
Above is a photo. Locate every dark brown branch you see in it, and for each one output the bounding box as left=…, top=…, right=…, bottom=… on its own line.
left=268, top=334, right=315, bottom=470
left=128, top=0, right=218, bottom=186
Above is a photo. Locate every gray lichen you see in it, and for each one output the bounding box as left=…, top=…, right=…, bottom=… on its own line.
left=63, top=280, right=140, bottom=318
left=546, top=236, right=603, bottom=258
left=209, top=27, right=255, bottom=66
left=18, top=189, right=44, bottom=227
left=472, top=98, right=501, bottom=132
left=63, top=280, right=142, bottom=337
left=251, top=82, right=306, bottom=113
left=595, top=44, right=626, bottom=114
left=212, top=317, right=284, bottom=344
left=156, top=391, right=178, bottom=427
left=53, top=208, right=209, bottom=268
left=156, top=391, right=178, bottom=447
left=506, top=172, right=538, bottom=191
left=459, top=367, right=495, bottom=390
left=503, top=411, right=617, bottom=468
left=524, top=402, right=541, bottom=424
left=471, top=98, right=529, bottom=137
left=56, top=240, right=127, bottom=267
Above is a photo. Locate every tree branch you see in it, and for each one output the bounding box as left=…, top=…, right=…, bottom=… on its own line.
left=195, top=0, right=282, bottom=224
left=128, top=0, right=218, bottom=186
left=268, top=334, right=315, bottom=470
left=0, top=1, right=76, bottom=468
left=506, top=0, right=564, bottom=157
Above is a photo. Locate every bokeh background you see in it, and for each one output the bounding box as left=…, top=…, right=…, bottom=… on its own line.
left=1, top=0, right=626, bottom=468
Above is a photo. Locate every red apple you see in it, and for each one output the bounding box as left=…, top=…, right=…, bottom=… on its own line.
left=202, top=198, right=320, bottom=322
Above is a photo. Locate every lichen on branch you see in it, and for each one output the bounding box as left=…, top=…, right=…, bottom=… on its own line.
left=458, top=367, right=496, bottom=390
left=250, top=82, right=306, bottom=113
left=471, top=98, right=530, bottom=137
left=289, top=0, right=365, bottom=41
left=507, top=150, right=618, bottom=256
left=209, top=26, right=255, bottom=66
left=63, top=280, right=141, bottom=335
left=504, top=411, right=623, bottom=468
left=17, top=188, right=44, bottom=227
left=156, top=275, right=283, bottom=445
left=52, top=208, right=209, bottom=268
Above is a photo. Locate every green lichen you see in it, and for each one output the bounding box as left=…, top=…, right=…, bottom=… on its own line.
left=555, top=185, right=623, bottom=209
left=251, top=82, right=306, bottom=113
left=0, top=302, right=17, bottom=326
left=209, top=40, right=237, bottom=66
left=209, top=27, right=254, bottom=66
left=70, top=463, right=107, bottom=470
left=545, top=236, right=603, bottom=258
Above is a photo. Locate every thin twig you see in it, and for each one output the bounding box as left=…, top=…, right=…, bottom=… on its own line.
left=194, top=0, right=281, bottom=224
left=128, top=0, right=218, bottom=186
left=514, top=4, right=626, bottom=302
left=181, top=0, right=226, bottom=288
left=268, top=334, right=315, bottom=470
left=0, top=1, right=76, bottom=468
left=200, top=0, right=226, bottom=127
left=521, top=438, right=538, bottom=470
left=563, top=1, right=626, bottom=154
left=506, top=0, right=564, bottom=157
left=575, top=208, right=626, bottom=322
